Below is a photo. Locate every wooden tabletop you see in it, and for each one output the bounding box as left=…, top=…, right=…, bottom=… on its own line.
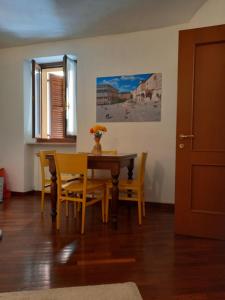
left=37, top=152, right=137, bottom=160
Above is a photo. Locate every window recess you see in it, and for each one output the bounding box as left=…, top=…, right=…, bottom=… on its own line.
left=32, top=55, right=77, bottom=142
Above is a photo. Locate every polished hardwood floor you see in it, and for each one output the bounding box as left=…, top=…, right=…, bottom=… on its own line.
left=0, top=195, right=225, bottom=299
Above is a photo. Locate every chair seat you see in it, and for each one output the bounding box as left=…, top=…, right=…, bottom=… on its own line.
left=44, top=179, right=51, bottom=188
left=44, top=175, right=78, bottom=189
left=39, top=150, right=58, bottom=213
left=64, top=180, right=105, bottom=193
left=61, top=174, right=79, bottom=182
left=105, top=152, right=148, bottom=225
left=55, top=153, right=107, bottom=234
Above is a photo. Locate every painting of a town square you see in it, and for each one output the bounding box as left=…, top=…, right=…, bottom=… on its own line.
left=96, top=73, right=162, bottom=122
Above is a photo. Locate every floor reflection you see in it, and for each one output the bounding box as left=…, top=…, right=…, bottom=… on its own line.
left=56, top=241, right=78, bottom=264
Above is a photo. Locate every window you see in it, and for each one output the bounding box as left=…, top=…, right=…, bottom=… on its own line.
left=32, top=55, right=77, bottom=142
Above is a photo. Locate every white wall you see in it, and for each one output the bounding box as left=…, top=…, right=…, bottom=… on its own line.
left=0, top=52, right=25, bottom=191
left=0, top=0, right=224, bottom=203
left=188, top=0, right=225, bottom=28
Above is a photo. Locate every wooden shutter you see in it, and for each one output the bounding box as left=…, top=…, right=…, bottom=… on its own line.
left=49, top=74, right=65, bottom=139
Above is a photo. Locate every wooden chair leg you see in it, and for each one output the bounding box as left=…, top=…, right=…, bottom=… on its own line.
left=81, top=203, right=86, bottom=234
left=138, top=201, right=142, bottom=225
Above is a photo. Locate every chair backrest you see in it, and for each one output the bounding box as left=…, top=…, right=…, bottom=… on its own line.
left=55, top=153, right=88, bottom=195
left=137, top=152, right=148, bottom=185
left=102, top=150, right=117, bottom=155
left=39, top=150, right=56, bottom=185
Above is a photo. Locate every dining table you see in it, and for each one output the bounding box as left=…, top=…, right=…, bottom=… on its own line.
left=45, top=152, right=137, bottom=228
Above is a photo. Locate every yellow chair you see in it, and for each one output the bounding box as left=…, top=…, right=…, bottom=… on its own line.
left=105, top=152, right=148, bottom=225
left=87, top=150, right=117, bottom=221
left=39, top=150, right=56, bottom=213
left=39, top=150, right=77, bottom=213
left=55, top=153, right=105, bottom=234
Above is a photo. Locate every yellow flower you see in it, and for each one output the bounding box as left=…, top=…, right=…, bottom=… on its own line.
left=89, top=125, right=107, bottom=137
left=91, top=125, right=107, bottom=133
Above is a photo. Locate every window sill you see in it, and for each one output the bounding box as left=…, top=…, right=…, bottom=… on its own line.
left=27, top=142, right=76, bottom=146
left=36, top=137, right=76, bottom=143
left=26, top=138, right=76, bottom=146
left=31, top=142, right=76, bottom=146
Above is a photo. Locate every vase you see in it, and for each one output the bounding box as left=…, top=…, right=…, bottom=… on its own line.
left=91, top=136, right=102, bottom=155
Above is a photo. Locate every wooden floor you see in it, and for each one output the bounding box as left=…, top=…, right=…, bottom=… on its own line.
left=0, top=195, right=225, bottom=300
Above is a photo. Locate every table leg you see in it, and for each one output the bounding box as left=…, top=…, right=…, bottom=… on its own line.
left=49, top=159, right=57, bottom=222
left=111, top=169, right=120, bottom=229
left=127, top=158, right=134, bottom=180
left=127, top=158, right=134, bottom=198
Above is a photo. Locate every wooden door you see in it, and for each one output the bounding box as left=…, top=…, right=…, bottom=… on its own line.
left=175, top=25, right=225, bottom=239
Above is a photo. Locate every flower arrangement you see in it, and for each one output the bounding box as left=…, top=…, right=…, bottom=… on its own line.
left=90, top=125, right=107, bottom=155
left=89, top=125, right=107, bottom=139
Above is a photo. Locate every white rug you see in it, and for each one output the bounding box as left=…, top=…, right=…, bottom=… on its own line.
left=0, top=282, right=142, bottom=300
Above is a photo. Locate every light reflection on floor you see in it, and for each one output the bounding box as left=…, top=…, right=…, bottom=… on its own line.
left=56, top=241, right=78, bottom=264
left=23, top=240, right=77, bottom=288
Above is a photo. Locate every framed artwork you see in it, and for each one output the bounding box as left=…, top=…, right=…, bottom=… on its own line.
left=96, top=73, right=162, bottom=122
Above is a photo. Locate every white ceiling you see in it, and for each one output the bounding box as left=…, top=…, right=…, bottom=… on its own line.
left=0, top=0, right=206, bottom=49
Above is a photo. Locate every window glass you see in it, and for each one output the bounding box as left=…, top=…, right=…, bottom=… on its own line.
left=66, top=57, right=77, bottom=136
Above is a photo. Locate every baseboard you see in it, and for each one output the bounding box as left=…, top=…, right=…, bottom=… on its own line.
left=33, top=190, right=41, bottom=196
left=9, top=192, right=175, bottom=212
left=149, top=202, right=174, bottom=212
left=11, top=190, right=37, bottom=197
left=118, top=201, right=174, bottom=212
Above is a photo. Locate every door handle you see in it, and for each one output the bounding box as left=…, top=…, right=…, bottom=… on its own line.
left=179, top=134, right=195, bottom=139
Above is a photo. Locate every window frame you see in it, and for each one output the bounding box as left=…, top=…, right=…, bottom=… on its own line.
left=32, top=57, right=77, bottom=144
